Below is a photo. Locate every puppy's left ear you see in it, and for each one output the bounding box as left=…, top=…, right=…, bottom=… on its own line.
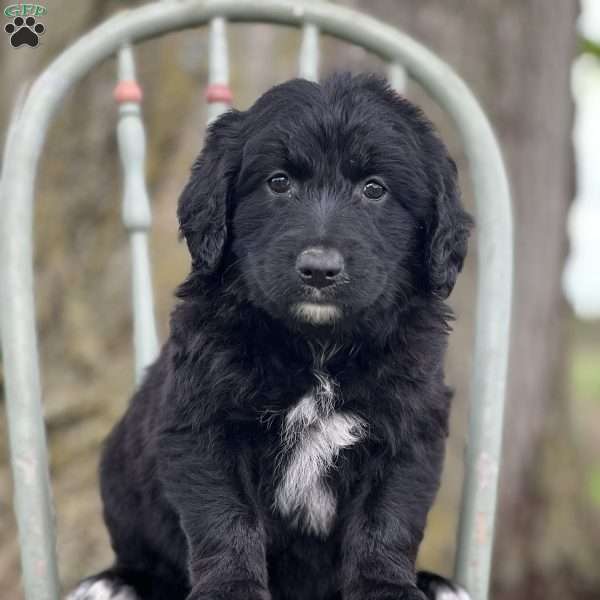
left=426, top=158, right=474, bottom=299
left=177, top=110, right=243, bottom=274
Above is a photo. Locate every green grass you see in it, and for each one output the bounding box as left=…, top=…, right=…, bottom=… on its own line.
left=571, top=349, right=600, bottom=403
left=581, top=37, right=600, bottom=58
left=588, top=468, right=600, bottom=507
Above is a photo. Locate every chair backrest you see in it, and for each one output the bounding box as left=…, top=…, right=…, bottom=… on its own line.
left=0, top=2, right=513, bottom=600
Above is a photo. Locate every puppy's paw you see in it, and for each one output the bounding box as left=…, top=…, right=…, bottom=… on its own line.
left=66, top=578, right=139, bottom=600
left=416, top=571, right=471, bottom=600
left=187, top=581, right=271, bottom=600
left=398, top=587, right=428, bottom=600
left=358, top=584, right=427, bottom=600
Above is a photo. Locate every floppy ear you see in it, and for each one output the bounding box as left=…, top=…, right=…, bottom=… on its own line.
left=426, top=158, right=474, bottom=299
left=177, top=110, right=243, bottom=274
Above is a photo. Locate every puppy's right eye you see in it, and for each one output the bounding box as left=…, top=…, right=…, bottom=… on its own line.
left=268, top=173, right=291, bottom=194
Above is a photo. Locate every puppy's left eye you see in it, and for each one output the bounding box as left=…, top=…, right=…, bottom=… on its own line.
left=268, top=173, right=291, bottom=194
left=362, top=180, right=387, bottom=201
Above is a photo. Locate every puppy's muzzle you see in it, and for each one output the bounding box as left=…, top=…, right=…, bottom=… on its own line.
left=295, top=246, right=345, bottom=289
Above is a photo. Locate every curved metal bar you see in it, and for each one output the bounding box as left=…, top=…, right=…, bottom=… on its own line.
left=0, top=2, right=512, bottom=599
left=0, top=98, right=61, bottom=600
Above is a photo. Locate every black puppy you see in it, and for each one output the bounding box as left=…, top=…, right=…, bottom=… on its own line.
left=69, top=74, right=472, bottom=600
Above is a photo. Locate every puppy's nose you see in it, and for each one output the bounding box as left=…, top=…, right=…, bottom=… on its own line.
left=296, top=247, right=345, bottom=289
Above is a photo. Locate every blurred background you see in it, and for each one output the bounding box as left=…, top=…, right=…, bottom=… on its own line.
left=1, top=1, right=599, bottom=599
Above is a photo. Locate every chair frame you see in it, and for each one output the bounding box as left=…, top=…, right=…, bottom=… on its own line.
left=0, top=1, right=513, bottom=599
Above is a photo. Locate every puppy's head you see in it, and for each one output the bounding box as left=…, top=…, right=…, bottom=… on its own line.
left=178, top=74, right=472, bottom=331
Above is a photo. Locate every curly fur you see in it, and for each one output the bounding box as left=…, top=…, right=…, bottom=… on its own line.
left=71, top=74, right=473, bottom=600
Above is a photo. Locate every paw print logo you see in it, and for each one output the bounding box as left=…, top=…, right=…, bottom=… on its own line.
left=5, top=16, right=45, bottom=48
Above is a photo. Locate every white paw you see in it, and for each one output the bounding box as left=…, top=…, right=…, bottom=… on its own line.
left=434, top=583, right=471, bottom=600
left=66, top=579, right=139, bottom=600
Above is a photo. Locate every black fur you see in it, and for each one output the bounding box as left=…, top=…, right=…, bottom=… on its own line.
left=82, top=74, right=473, bottom=600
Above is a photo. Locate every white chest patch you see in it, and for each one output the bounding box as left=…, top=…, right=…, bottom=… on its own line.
left=274, top=374, right=366, bottom=536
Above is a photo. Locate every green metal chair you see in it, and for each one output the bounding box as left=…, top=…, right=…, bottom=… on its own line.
left=0, top=1, right=513, bottom=599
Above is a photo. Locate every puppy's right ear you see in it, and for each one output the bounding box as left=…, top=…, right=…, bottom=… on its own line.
left=177, top=110, right=243, bottom=274
left=426, top=157, right=473, bottom=299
